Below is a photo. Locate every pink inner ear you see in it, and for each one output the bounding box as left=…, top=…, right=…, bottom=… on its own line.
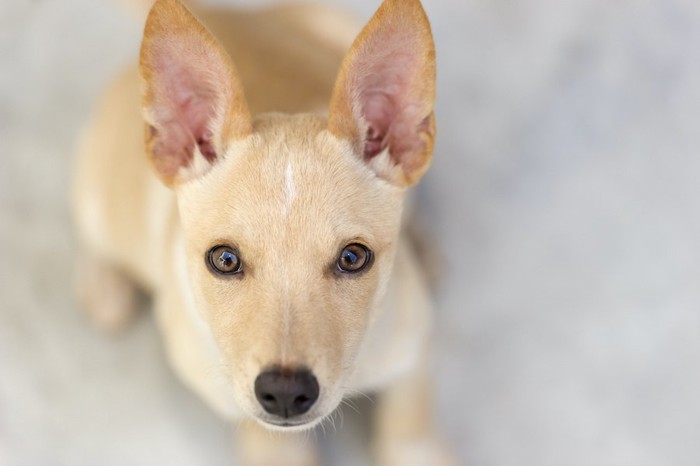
left=363, top=92, right=396, bottom=158
left=353, top=34, right=426, bottom=163
left=157, top=65, right=219, bottom=164
left=179, top=92, right=217, bottom=163
left=147, top=38, right=232, bottom=180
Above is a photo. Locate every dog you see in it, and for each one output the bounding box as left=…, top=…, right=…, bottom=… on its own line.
left=72, top=0, right=451, bottom=464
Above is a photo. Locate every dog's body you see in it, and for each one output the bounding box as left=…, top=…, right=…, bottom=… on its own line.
left=73, top=1, right=450, bottom=464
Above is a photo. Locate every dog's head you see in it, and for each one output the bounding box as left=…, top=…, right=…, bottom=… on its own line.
left=139, top=0, right=435, bottom=430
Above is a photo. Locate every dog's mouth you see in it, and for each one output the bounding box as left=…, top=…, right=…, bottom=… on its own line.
left=256, top=415, right=324, bottom=432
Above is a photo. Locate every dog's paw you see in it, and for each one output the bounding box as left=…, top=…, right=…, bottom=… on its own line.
left=236, top=423, right=319, bottom=466
left=241, top=445, right=318, bottom=466
left=76, top=255, right=141, bottom=334
left=378, top=436, right=458, bottom=466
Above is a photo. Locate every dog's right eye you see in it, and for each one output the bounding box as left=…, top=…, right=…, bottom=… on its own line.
left=207, top=245, right=243, bottom=276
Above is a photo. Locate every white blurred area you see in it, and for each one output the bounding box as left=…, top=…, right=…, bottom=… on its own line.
left=2, top=0, right=700, bottom=465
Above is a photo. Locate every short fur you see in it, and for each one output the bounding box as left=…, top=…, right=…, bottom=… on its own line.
left=72, top=0, right=453, bottom=464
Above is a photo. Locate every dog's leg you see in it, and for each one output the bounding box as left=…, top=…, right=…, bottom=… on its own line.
left=235, top=419, right=319, bottom=466
left=374, top=354, right=456, bottom=466
left=75, top=251, right=141, bottom=334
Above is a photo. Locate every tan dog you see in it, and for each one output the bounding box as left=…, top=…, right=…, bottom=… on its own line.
left=73, top=0, right=451, bottom=464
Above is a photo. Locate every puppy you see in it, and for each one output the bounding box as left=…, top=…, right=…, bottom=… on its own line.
left=72, top=0, right=451, bottom=464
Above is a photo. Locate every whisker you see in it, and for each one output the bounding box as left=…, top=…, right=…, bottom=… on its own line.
left=319, top=417, right=328, bottom=438
left=329, top=411, right=337, bottom=433
left=342, top=387, right=375, bottom=405
left=336, top=406, right=345, bottom=429
left=341, top=399, right=361, bottom=415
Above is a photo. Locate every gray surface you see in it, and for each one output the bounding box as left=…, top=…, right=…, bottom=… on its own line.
left=2, top=0, right=700, bottom=465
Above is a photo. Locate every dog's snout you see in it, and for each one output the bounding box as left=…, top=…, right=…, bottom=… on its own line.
left=254, top=368, right=319, bottom=418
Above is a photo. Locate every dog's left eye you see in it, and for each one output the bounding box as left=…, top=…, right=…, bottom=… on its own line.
left=337, top=243, right=372, bottom=274
left=207, top=245, right=243, bottom=275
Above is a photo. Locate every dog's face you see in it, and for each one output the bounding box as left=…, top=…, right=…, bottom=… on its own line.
left=178, top=115, right=404, bottom=427
left=140, top=0, right=435, bottom=429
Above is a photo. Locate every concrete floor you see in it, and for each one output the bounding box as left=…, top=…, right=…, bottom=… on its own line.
left=2, top=0, right=700, bottom=465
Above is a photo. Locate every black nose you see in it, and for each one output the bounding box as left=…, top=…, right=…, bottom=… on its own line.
left=254, top=368, right=320, bottom=418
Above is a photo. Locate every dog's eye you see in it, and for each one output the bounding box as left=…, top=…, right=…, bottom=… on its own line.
left=207, top=245, right=243, bottom=275
left=337, top=243, right=372, bottom=274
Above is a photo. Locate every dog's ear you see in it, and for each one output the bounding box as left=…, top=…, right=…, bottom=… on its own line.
left=328, top=0, right=436, bottom=187
left=139, top=0, right=252, bottom=186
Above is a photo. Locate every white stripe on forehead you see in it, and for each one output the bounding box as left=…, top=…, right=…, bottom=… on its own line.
left=283, top=160, right=296, bottom=217
left=280, top=160, right=295, bottom=359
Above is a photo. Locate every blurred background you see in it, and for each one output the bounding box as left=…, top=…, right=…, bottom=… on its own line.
left=2, top=0, right=700, bottom=464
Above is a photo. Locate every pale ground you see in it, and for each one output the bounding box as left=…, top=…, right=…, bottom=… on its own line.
left=2, top=0, right=700, bottom=465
